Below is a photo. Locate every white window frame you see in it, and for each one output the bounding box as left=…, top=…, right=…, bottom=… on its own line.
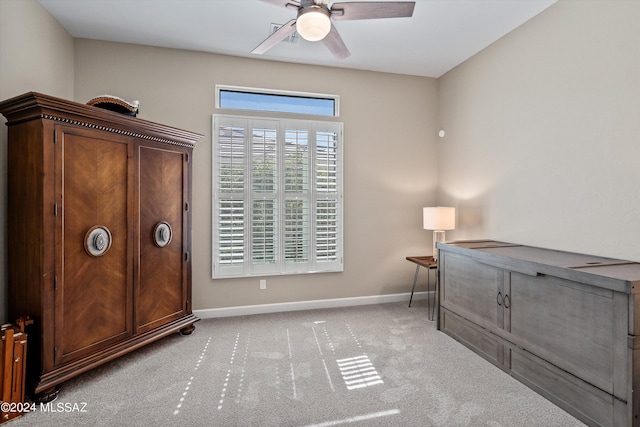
left=216, top=84, right=340, bottom=117
left=212, top=114, right=343, bottom=279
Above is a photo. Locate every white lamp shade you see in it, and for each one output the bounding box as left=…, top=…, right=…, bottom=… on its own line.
left=423, top=207, right=456, bottom=231
left=297, top=9, right=331, bottom=41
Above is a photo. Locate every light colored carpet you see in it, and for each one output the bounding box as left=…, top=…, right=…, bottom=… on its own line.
left=12, top=301, right=585, bottom=426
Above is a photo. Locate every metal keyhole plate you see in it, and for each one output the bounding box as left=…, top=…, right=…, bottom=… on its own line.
left=84, top=226, right=112, bottom=257
left=153, top=221, right=172, bottom=248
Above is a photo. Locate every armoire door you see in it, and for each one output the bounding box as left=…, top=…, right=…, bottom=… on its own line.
left=54, top=126, right=133, bottom=366
left=136, top=144, right=188, bottom=333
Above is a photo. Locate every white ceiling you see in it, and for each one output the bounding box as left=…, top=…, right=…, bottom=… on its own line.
left=38, top=0, right=557, bottom=78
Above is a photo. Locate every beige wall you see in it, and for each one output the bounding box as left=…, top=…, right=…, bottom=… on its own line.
left=0, top=0, right=74, bottom=322
left=438, top=0, right=640, bottom=261
left=72, top=41, right=439, bottom=310
left=0, top=0, right=74, bottom=100
left=4, top=0, right=638, bottom=320
left=0, top=0, right=438, bottom=319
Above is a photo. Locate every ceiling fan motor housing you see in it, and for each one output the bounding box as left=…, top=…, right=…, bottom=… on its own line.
left=297, top=5, right=331, bottom=41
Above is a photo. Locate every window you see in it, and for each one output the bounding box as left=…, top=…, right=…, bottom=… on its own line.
left=217, top=85, right=338, bottom=117
left=212, top=115, right=343, bottom=278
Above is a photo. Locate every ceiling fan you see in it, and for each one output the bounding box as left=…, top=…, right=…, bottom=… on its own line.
left=252, top=0, right=416, bottom=59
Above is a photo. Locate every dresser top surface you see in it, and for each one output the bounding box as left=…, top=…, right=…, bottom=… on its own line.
left=438, top=240, right=640, bottom=293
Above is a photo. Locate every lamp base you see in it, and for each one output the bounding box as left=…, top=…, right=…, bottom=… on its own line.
left=432, top=230, right=446, bottom=261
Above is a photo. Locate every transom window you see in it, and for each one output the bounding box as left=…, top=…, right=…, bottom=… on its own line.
left=212, top=115, right=343, bottom=278
left=216, top=85, right=338, bottom=117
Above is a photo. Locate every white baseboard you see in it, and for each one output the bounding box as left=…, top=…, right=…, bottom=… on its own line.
left=193, top=291, right=429, bottom=319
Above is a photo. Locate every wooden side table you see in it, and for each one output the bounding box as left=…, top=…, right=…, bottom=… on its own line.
left=406, top=256, right=438, bottom=320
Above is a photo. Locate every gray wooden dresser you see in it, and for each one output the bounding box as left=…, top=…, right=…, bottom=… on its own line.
left=437, top=240, right=640, bottom=427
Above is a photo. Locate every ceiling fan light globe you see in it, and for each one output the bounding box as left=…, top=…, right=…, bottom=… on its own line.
left=297, top=9, right=331, bottom=41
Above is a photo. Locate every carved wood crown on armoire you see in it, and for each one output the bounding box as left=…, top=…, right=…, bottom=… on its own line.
left=0, top=92, right=203, bottom=402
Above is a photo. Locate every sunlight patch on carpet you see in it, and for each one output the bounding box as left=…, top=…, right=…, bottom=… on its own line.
left=302, top=409, right=400, bottom=427
left=174, top=336, right=212, bottom=415
left=336, top=355, right=383, bottom=390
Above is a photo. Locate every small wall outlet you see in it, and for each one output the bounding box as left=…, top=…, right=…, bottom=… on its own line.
left=259, top=279, right=266, bottom=290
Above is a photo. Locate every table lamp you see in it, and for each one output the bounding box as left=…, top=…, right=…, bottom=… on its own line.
left=423, top=207, right=455, bottom=261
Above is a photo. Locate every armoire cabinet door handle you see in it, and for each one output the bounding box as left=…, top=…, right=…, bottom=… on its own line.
left=503, top=294, right=510, bottom=309
left=497, top=291, right=503, bottom=306
left=84, top=226, right=112, bottom=257
left=153, top=221, right=173, bottom=248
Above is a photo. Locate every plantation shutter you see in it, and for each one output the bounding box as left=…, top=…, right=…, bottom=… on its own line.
left=213, top=115, right=342, bottom=278
left=215, top=118, right=246, bottom=277
left=283, top=129, right=310, bottom=273
left=315, top=130, right=340, bottom=266
left=251, top=122, right=278, bottom=274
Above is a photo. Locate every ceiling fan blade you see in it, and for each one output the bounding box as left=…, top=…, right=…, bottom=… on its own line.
left=330, top=1, right=415, bottom=20
left=323, top=23, right=350, bottom=59
left=251, top=19, right=298, bottom=55
left=258, top=0, right=301, bottom=9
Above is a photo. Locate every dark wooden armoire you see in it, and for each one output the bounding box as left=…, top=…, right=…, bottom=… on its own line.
left=0, top=92, right=202, bottom=401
